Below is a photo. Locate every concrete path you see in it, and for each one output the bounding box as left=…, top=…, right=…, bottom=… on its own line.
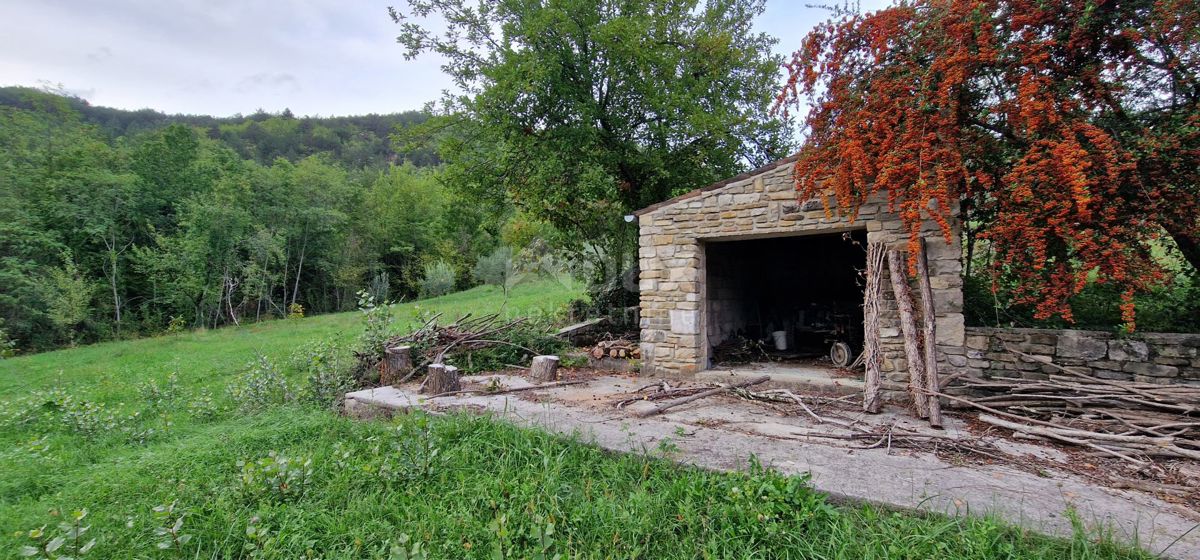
left=346, top=374, right=1199, bottom=559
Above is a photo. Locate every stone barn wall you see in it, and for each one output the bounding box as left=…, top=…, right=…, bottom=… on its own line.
left=636, top=158, right=967, bottom=390
left=964, top=327, right=1200, bottom=384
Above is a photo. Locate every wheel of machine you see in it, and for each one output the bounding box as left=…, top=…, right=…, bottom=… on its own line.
left=829, top=341, right=852, bottom=367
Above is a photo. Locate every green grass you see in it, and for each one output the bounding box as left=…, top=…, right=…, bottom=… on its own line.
left=0, top=280, right=1152, bottom=559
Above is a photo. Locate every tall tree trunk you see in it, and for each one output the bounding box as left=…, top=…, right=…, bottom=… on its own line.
left=887, top=248, right=930, bottom=419
left=862, top=242, right=886, bottom=413
left=291, top=224, right=309, bottom=308
left=915, top=240, right=943, bottom=428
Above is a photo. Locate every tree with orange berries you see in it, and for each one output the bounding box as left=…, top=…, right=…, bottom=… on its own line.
left=778, top=0, right=1199, bottom=329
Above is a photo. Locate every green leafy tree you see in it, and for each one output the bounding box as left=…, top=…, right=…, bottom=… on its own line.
left=39, top=251, right=93, bottom=345
left=393, top=0, right=793, bottom=280
left=473, top=246, right=516, bottom=298
left=361, top=164, right=447, bottom=295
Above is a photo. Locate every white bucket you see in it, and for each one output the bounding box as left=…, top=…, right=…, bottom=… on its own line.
left=771, top=330, right=788, bottom=351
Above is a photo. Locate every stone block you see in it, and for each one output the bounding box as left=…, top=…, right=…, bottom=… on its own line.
left=1056, top=332, right=1107, bottom=361
left=966, top=335, right=989, bottom=350
left=1108, top=340, right=1149, bottom=362
left=1155, top=357, right=1191, bottom=366
left=642, top=330, right=666, bottom=343
left=669, top=309, right=699, bottom=335
left=1122, top=362, right=1178, bottom=378
left=1093, top=369, right=1132, bottom=381
left=947, top=354, right=968, bottom=367
left=1027, top=333, right=1059, bottom=346
left=1156, top=345, right=1198, bottom=359
left=1022, top=343, right=1056, bottom=355
left=935, top=314, right=965, bottom=346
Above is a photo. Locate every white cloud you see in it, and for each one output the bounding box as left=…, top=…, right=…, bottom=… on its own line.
left=0, top=0, right=892, bottom=117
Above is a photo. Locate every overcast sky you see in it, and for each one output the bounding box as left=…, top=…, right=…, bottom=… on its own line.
left=0, top=0, right=887, bottom=117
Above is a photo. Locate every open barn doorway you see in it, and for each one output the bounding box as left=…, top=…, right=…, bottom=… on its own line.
left=703, top=230, right=867, bottom=381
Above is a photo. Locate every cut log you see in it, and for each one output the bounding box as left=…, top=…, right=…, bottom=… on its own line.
left=421, top=363, right=460, bottom=395
left=887, top=249, right=929, bottom=418
left=380, top=345, right=413, bottom=387
left=862, top=242, right=886, bottom=413
left=914, top=240, right=942, bottom=428
left=634, top=375, right=770, bottom=418
left=529, top=355, right=560, bottom=382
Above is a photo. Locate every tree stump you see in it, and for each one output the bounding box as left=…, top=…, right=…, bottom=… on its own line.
left=421, top=363, right=460, bottom=395
left=380, top=345, right=413, bottom=386
left=529, top=355, right=560, bottom=382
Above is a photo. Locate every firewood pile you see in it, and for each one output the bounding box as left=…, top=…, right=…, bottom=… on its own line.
left=711, top=336, right=771, bottom=365
left=590, top=339, right=641, bottom=360
left=946, top=348, right=1200, bottom=466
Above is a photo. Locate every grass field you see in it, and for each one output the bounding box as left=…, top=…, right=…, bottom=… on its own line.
left=0, top=280, right=1151, bottom=559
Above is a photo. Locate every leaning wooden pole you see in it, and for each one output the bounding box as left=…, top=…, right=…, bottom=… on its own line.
left=914, top=240, right=943, bottom=428
left=887, top=248, right=930, bottom=419
left=862, top=242, right=886, bottom=413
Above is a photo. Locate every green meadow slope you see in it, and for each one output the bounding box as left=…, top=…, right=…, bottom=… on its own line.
left=0, top=280, right=1150, bottom=559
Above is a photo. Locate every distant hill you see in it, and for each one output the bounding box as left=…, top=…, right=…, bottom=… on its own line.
left=0, top=86, right=437, bottom=169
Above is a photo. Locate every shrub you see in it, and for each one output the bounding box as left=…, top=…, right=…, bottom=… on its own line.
left=138, top=371, right=182, bottom=411
left=227, top=356, right=294, bottom=414
left=237, top=451, right=313, bottom=502
left=186, top=388, right=221, bottom=420
left=165, top=315, right=187, bottom=334
left=0, top=318, right=17, bottom=358
left=352, top=291, right=395, bottom=385
left=297, top=341, right=355, bottom=410
left=151, top=501, right=192, bottom=555
left=418, top=261, right=456, bottom=298
left=18, top=508, right=97, bottom=558
left=60, top=399, right=123, bottom=437
left=286, top=303, right=305, bottom=320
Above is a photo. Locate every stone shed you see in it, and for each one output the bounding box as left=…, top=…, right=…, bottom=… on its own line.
left=635, top=156, right=966, bottom=395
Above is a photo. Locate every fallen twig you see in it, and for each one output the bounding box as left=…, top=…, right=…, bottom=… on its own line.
left=426, top=378, right=589, bottom=398
left=634, top=376, right=770, bottom=418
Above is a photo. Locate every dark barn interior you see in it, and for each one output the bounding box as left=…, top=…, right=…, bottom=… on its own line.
left=704, top=230, right=867, bottom=367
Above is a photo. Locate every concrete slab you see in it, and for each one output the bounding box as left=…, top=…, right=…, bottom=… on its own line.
left=699, top=363, right=864, bottom=397
left=345, top=375, right=1200, bottom=559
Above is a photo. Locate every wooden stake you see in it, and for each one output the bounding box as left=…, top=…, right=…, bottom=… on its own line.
left=862, top=242, right=886, bottom=413
left=887, top=248, right=929, bottom=419
left=914, top=240, right=942, bottom=428
left=529, top=355, right=560, bottom=382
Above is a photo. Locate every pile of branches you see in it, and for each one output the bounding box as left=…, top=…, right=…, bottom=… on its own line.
left=355, top=313, right=535, bottom=383
left=711, top=336, right=771, bottom=365
left=947, top=350, right=1200, bottom=467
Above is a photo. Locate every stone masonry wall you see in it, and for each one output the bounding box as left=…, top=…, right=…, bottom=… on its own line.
left=964, top=327, right=1200, bottom=385
left=637, top=159, right=966, bottom=390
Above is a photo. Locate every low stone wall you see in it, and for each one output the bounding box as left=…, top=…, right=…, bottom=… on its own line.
left=963, top=327, right=1200, bottom=384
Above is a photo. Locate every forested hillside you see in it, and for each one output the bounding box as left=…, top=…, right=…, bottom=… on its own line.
left=0, top=86, right=438, bottom=168
left=0, top=88, right=499, bottom=353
